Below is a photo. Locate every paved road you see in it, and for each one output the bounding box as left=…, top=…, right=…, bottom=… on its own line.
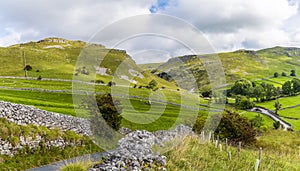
left=249, top=106, right=293, bottom=130
left=26, top=152, right=106, bottom=171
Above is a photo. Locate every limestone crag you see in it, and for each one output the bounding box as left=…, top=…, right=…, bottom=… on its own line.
left=90, top=125, right=193, bottom=171
left=0, top=101, right=91, bottom=136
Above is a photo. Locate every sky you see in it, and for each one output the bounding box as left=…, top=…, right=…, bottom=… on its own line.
left=1, top=0, right=300, bottom=63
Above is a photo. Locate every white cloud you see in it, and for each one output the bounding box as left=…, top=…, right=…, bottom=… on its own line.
left=1, top=0, right=300, bottom=63
left=153, top=0, right=299, bottom=51
left=0, top=28, right=21, bottom=47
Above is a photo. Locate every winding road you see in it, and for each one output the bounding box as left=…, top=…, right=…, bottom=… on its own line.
left=249, top=106, right=293, bottom=131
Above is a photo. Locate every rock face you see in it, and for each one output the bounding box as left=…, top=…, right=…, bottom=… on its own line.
left=90, top=125, right=193, bottom=171
left=0, top=101, right=91, bottom=136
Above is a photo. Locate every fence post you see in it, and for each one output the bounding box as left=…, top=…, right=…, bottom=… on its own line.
left=215, top=140, right=218, bottom=148
left=219, top=144, right=222, bottom=152
left=238, top=142, right=241, bottom=159
left=227, top=151, right=231, bottom=160
left=255, top=147, right=262, bottom=171
left=208, top=131, right=212, bottom=142
left=225, top=138, right=228, bottom=151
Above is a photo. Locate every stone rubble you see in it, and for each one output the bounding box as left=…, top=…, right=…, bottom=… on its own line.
left=90, top=125, right=193, bottom=171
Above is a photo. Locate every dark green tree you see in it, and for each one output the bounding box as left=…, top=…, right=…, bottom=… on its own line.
left=273, top=121, right=281, bottom=129
left=274, top=72, right=279, bottom=78
left=235, top=95, right=255, bottom=110
left=211, top=111, right=256, bottom=144
left=265, top=83, right=276, bottom=101
left=274, top=100, right=282, bottom=115
left=147, top=79, right=158, bottom=90
left=282, top=81, right=292, bottom=95
left=292, top=78, right=300, bottom=94
left=281, top=72, right=287, bottom=76
left=84, top=93, right=123, bottom=131
left=230, top=79, right=252, bottom=96
left=250, top=114, right=264, bottom=128
left=290, top=70, right=296, bottom=76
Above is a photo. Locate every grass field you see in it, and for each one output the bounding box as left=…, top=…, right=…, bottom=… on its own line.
left=240, top=111, right=274, bottom=128
left=165, top=130, right=300, bottom=170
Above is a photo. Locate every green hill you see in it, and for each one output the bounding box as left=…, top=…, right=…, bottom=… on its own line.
left=0, top=37, right=176, bottom=89
left=152, top=47, right=300, bottom=90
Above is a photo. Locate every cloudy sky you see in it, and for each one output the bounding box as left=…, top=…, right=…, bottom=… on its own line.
left=1, top=0, right=300, bottom=63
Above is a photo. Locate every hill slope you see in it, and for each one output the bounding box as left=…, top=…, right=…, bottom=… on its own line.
left=0, top=37, right=176, bottom=89
left=152, top=47, right=300, bottom=90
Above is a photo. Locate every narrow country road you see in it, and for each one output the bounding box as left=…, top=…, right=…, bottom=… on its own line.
left=26, top=152, right=106, bottom=171
left=249, top=106, right=293, bottom=131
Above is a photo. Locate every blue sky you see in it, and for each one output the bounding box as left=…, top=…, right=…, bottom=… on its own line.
left=1, top=0, right=300, bottom=63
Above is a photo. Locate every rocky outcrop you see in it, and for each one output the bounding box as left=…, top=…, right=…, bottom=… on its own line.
left=0, top=101, right=91, bottom=136
left=90, top=125, right=193, bottom=171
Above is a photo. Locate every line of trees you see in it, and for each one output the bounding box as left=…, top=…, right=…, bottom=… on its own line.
left=229, top=78, right=300, bottom=109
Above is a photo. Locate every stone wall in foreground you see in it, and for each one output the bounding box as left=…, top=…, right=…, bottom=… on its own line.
left=0, top=101, right=91, bottom=136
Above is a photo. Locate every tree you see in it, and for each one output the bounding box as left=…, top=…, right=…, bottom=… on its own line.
left=230, top=79, right=252, bottom=96
left=281, top=72, right=287, bottom=76
left=274, top=100, right=282, bottom=115
left=274, top=72, right=279, bottom=78
left=235, top=95, right=255, bottom=110
left=211, top=111, right=256, bottom=144
left=250, top=114, right=264, bottom=128
left=83, top=93, right=123, bottom=131
left=273, top=121, right=281, bottom=129
left=290, top=70, right=296, bottom=76
left=147, top=79, right=158, bottom=90
left=37, top=75, right=42, bottom=80
left=265, top=83, right=276, bottom=101
left=292, top=78, right=300, bottom=94
left=24, top=65, right=32, bottom=71
left=107, top=81, right=116, bottom=87
left=282, top=81, right=292, bottom=95
left=95, top=93, right=122, bottom=130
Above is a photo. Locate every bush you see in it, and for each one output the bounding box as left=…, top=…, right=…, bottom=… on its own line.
left=250, top=114, right=264, bottom=128
left=107, top=81, right=116, bottom=87
left=147, top=80, right=158, bottom=90
left=212, top=111, right=256, bottom=145
left=290, top=70, right=296, bottom=76
left=84, top=93, right=122, bottom=131
left=192, top=117, right=207, bottom=134
left=24, top=65, right=32, bottom=71
left=281, top=72, right=287, bottom=76
left=37, top=75, right=42, bottom=80
left=274, top=72, right=279, bottom=78
left=235, top=96, right=255, bottom=109
left=273, top=121, right=280, bottom=129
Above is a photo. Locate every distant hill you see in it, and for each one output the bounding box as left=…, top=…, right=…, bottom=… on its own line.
left=0, top=37, right=176, bottom=89
left=151, top=46, right=300, bottom=90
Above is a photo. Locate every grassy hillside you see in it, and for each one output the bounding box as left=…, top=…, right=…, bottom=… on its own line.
left=166, top=131, right=300, bottom=170
left=0, top=37, right=177, bottom=90
left=152, top=47, right=300, bottom=90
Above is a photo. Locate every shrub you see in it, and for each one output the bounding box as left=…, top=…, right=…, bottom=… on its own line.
left=290, top=70, right=296, bottom=76
left=84, top=93, right=122, bottom=131
left=281, top=72, right=287, bottom=76
left=192, top=117, right=207, bottom=134
left=250, top=114, right=264, bottom=128
left=212, top=111, right=256, bottom=145
left=37, top=75, right=42, bottom=80
left=147, top=80, right=158, bottom=90
left=273, top=121, right=281, bottom=129
left=235, top=96, right=255, bottom=109
left=107, top=81, right=116, bottom=86
left=24, top=65, right=32, bottom=71
left=274, top=72, right=279, bottom=78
